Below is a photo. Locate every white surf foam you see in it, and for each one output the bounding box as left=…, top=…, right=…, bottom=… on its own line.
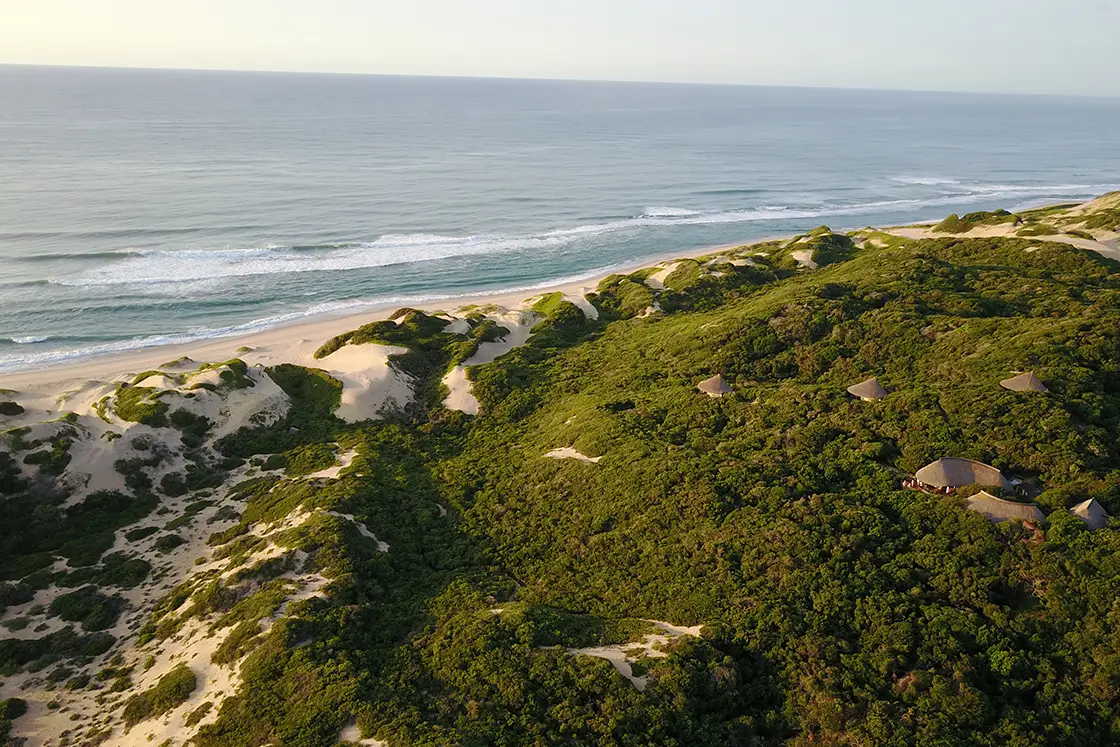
left=50, top=182, right=1119, bottom=290
left=0, top=266, right=619, bottom=373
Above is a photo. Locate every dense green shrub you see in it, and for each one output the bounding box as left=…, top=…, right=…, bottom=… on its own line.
left=112, top=385, right=169, bottom=426
left=122, top=663, right=197, bottom=728
left=0, top=628, right=115, bottom=675
left=153, top=534, right=186, bottom=554
left=0, top=402, right=24, bottom=417
left=49, top=586, right=126, bottom=631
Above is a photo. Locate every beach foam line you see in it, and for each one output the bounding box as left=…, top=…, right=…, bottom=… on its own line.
left=53, top=182, right=1119, bottom=288
left=0, top=266, right=620, bottom=373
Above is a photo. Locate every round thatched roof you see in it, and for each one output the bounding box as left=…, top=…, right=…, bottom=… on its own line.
left=847, top=377, right=888, bottom=401
left=965, top=491, right=1045, bottom=524
left=1072, top=499, right=1110, bottom=530
left=1000, top=372, right=1048, bottom=393
left=697, top=374, right=733, bottom=398
left=915, top=458, right=1012, bottom=490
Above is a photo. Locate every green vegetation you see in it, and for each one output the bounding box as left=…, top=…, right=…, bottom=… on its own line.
left=21, top=428, right=76, bottom=476
left=112, top=384, right=169, bottom=426
left=58, top=552, right=151, bottom=589
left=0, top=698, right=27, bottom=745
left=49, top=586, right=126, bottom=631
left=6, top=203, right=1120, bottom=746
left=0, top=489, right=156, bottom=578
left=0, top=628, right=115, bottom=676
left=1016, top=222, right=1058, bottom=237
left=187, top=227, right=1120, bottom=747
left=933, top=209, right=1020, bottom=233
left=122, top=663, right=197, bottom=729
left=1080, top=208, right=1120, bottom=232
left=184, top=701, right=214, bottom=727
left=188, top=359, right=255, bottom=392
left=528, top=291, right=567, bottom=316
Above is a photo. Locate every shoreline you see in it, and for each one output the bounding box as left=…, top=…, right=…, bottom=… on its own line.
left=0, top=235, right=772, bottom=393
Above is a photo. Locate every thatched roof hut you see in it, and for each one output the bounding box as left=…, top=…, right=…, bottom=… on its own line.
left=915, top=458, right=1013, bottom=490
left=965, top=491, right=1045, bottom=524
left=1072, top=499, right=1110, bottom=530
left=1000, top=372, right=1048, bottom=393
left=847, top=377, right=888, bottom=401
left=697, top=374, right=733, bottom=398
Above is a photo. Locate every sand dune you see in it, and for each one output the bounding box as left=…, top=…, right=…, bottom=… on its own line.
left=442, top=310, right=538, bottom=415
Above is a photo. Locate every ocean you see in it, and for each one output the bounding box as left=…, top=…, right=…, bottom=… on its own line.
left=1, top=66, right=1118, bottom=372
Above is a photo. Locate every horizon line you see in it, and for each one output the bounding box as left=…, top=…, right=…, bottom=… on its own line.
left=2, top=61, right=1117, bottom=102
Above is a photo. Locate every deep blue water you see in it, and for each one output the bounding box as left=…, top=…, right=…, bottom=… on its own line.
left=1, top=66, right=1118, bottom=371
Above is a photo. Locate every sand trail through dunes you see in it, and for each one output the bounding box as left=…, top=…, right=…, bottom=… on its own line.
left=790, top=249, right=818, bottom=269
left=544, top=448, right=601, bottom=464
left=564, top=290, right=600, bottom=320
left=884, top=226, right=1120, bottom=260
left=442, top=310, right=538, bottom=415
left=644, top=262, right=680, bottom=290
left=307, top=447, right=359, bottom=480
left=560, top=620, right=704, bottom=692
left=323, top=510, right=390, bottom=552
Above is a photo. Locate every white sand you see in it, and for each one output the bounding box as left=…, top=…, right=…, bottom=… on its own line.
left=544, top=448, right=601, bottom=464
left=314, top=344, right=414, bottom=423
left=790, top=249, right=818, bottom=269
left=886, top=225, right=1120, bottom=261
left=339, top=721, right=388, bottom=747
left=441, top=318, right=471, bottom=335
left=562, top=619, right=703, bottom=692
left=307, top=447, right=359, bottom=481
left=441, top=310, right=538, bottom=415
left=644, top=262, right=680, bottom=290
left=564, top=290, right=600, bottom=320
left=323, top=511, right=390, bottom=552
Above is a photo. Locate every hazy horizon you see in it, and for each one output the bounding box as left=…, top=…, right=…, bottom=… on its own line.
left=4, top=1, right=1118, bottom=98
left=3, top=62, right=1119, bottom=102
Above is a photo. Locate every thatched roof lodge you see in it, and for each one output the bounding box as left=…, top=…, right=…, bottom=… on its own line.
left=965, top=491, right=1045, bottom=524
left=1072, top=499, right=1110, bottom=530
left=847, top=377, right=888, bottom=401
left=913, top=458, right=1013, bottom=492
left=697, top=374, right=733, bottom=398
left=1000, top=372, right=1048, bottom=393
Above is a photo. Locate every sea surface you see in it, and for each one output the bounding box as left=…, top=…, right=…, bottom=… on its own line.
left=2, top=66, right=1118, bottom=372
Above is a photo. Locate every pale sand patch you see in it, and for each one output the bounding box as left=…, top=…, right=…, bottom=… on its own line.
left=323, top=510, right=390, bottom=552
left=315, top=344, right=414, bottom=423
left=790, top=249, right=818, bottom=269
left=339, top=721, right=388, bottom=747
left=0, top=460, right=259, bottom=747
left=644, top=262, right=680, bottom=290
left=562, top=620, right=703, bottom=692
left=544, top=448, right=601, bottom=464
left=441, top=310, right=538, bottom=415
left=442, top=318, right=471, bottom=335
left=564, top=290, right=600, bottom=321
left=884, top=226, right=1120, bottom=262
left=307, top=447, right=359, bottom=481
left=637, top=302, right=662, bottom=319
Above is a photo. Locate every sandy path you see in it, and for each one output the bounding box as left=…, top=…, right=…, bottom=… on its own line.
left=544, top=448, right=601, bottom=464
left=562, top=619, right=704, bottom=692
left=441, top=312, right=538, bottom=415
left=790, top=249, right=818, bottom=269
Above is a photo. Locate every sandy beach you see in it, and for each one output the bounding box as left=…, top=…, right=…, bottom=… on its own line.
left=0, top=237, right=760, bottom=394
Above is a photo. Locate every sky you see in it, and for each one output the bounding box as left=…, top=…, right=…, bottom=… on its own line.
left=2, top=0, right=1118, bottom=96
